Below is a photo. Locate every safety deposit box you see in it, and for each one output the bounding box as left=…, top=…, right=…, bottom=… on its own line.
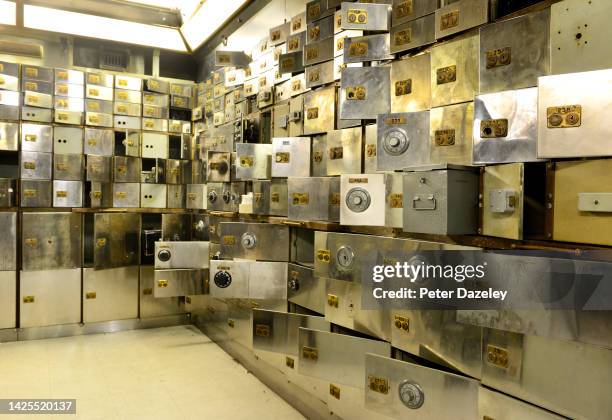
left=390, top=13, right=436, bottom=54
left=343, top=33, right=393, bottom=63
left=84, top=128, right=113, bottom=156
left=20, top=151, right=52, bottom=180
left=186, top=184, right=207, bottom=210
left=390, top=53, right=431, bottom=113
left=83, top=266, right=138, bottom=323
left=219, top=222, right=290, bottom=261
left=339, top=66, right=390, bottom=120
left=112, top=182, right=140, bottom=208
left=140, top=184, right=167, bottom=208
left=20, top=180, right=52, bottom=207
left=339, top=2, right=391, bottom=31
left=271, top=137, right=311, bottom=177
left=154, top=241, right=209, bottom=270
left=288, top=176, right=340, bottom=222
left=377, top=111, right=430, bottom=170
left=326, top=127, right=362, bottom=175
left=53, top=180, right=83, bottom=207
left=54, top=154, right=83, bottom=181
left=21, top=123, right=52, bottom=152
left=303, top=85, right=335, bottom=135
left=139, top=266, right=185, bottom=318
left=209, top=260, right=288, bottom=300
left=340, top=173, right=403, bottom=227
left=236, top=143, right=272, bottom=180
left=88, top=213, right=140, bottom=268
left=154, top=269, right=204, bottom=298
left=429, top=102, right=474, bottom=166
left=434, top=0, right=489, bottom=40
left=287, top=264, right=326, bottom=314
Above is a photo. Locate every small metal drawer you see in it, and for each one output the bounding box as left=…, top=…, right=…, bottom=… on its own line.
left=53, top=180, right=83, bottom=207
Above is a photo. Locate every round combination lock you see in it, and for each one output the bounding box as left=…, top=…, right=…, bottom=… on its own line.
left=207, top=190, right=218, bottom=203
left=222, top=190, right=231, bottom=203
left=241, top=232, right=258, bottom=249
left=288, top=278, right=299, bottom=291
left=382, top=129, right=410, bottom=156
left=157, top=249, right=171, bottom=262
left=213, top=271, right=232, bottom=288
left=216, top=160, right=229, bottom=174
left=346, top=187, right=371, bottom=213
left=335, top=245, right=355, bottom=270
left=398, top=381, right=424, bottom=409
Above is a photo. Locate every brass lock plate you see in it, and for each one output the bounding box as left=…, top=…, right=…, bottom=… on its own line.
left=328, top=146, right=344, bottom=160
left=366, top=144, right=377, bottom=157
left=547, top=105, right=582, bottom=128
left=486, top=47, right=512, bottom=69
left=85, top=292, right=97, bottom=299
left=329, top=192, right=341, bottom=206
left=306, top=46, right=319, bottom=60
left=389, top=193, right=403, bottom=209
left=394, top=315, right=410, bottom=331
left=306, top=107, right=319, bottom=120
left=157, top=279, right=169, bottom=288
left=307, top=3, right=321, bottom=19
left=345, top=86, right=366, bottom=100
left=143, top=288, right=153, bottom=295
left=24, top=189, right=37, bottom=198
left=302, top=346, right=319, bottom=361
left=23, top=296, right=35, bottom=303
left=228, top=319, right=235, bottom=328
left=481, top=119, right=509, bottom=138
left=395, top=0, right=413, bottom=18
left=347, top=9, right=368, bottom=25
left=275, top=152, right=290, bottom=163
left=286, top=357, right=295, bottom=369
left=316, top=249, right=331, bottom=263
left=240, top=156, right=254, bottom=167
left=308, top=70, right=320, bottom=83
left=440, top=10, right=459, bottom=31
left=436, top=65, right=457, bottom=85
left=222, top=235, right=236, bottom=245
left=255, top=324, right=271, bottom=337
left=309, top=26, right=320, bottom=41
left=368, top=375, right=389, bottom=394
left=55, top=190, right=68, bottom=198
left=292, top=193, right=309, bottom=205
left=348, top=41, right=368, bottom=57
left=271, top=192, right=280, bottom=203
left=434, top=129, right=456, bottom=146
left=280, top=57, right=295, bottom=73
left=486, top=344, right=509, bottom=369
left=394, top=79, right=412, bottom=96
left=271, top=29, right=281, bottom=41
left=329, top=384, right=340, bottom=400
left=327, top=294, right=339, bottom=308
left=313, top=151, right=323, bottom=163
left=24, top=238, right=38, bottom=248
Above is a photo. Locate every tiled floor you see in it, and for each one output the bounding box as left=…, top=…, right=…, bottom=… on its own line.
left=0, top=326, right=305, bottom=420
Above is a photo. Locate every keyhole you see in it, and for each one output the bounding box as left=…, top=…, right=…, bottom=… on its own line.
left=575, top=32, right=583, bottom=40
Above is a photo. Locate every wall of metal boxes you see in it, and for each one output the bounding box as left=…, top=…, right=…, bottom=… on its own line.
left=2, top=0, right=612, bottom=418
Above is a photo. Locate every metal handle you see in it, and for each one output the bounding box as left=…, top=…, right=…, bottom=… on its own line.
left=411, top=194, right=436, bottom=210
left=578, top=192, right=612, bottom=212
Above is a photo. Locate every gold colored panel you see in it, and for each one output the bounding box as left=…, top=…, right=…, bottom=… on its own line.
left=483, top=163, right=523, bottom=240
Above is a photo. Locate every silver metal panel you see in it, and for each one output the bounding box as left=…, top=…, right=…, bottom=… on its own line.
left=142, top=118, right=168, bottom=132
left=112, top=183, right=140, bottom=208
left=478, top=387, right=565, bottom=420
left=114, top=116, right=141, bottom=130
left=391, top=53, right=431, bottom=112
left=0, top=104, right=19, bottom=121
left=55, top=68, right=84, bottom=85
left=0, top=271, right=16, bottom=329
left=429, top=102, right=474, bottom=166
left=473, top=88, right=541, bottom=164
left=326, top=127, right=362, bottom=175
left=289, top=95, right=304, bottom=136
left=20, top=151, right=52, bottom=180
left=209, top=260, right=250, bottom=299
left=55, top=97, right=84, bottom=113
left=84, top=128, right=113, bottom=156
left=340, top=2, right=391, bottom=31
left=115, top=89, right=142, bottom=105
left=343, top=34, right=393, bottom=63
left=143, top=92, right=169, bottom=107
left=252, top=180, right=271, bottom=215
left=86, top=84, right=113, bottom=101
left=54, top=83, right=84, bottom=99
left=114, top=102, right=142, bottom=117
left=86, top=155, right=111, bottom=182
left=113, top=156, right=141, bottom=183
left=0, top=179, right=16, bottom=208
left=377, top=111, right=430, bottom=170
left=170, top=83, right=194, bottom=98
left=270, top=179, right=288, bottom=216
left=273, top=102, right=290, bottom=137
left=21, top=106, right=52, bottom=123
left=298, top=328, right=390, bottom=387
left=21, top=123, right=52, bottom=153
left=339, top=66, right=390, bottom=120
left=165, top=159, right=184, bottom=185
left=54, top=110, right=83, bottom=126
left=154, top=241, right=209, bottom=270
left=53, top=154, right=83, bottom=181
left=287, top=32, right=306, bottom=54
left=20, top=268, right=81, bottom=328
left=83, top=266, right=138, bottom=323
left=311, top=134, right=327, bottom=176
left=154, top=269, right=204, bottom=298
left=306, top=0, right=335, bottom=24
left=86, top=98, right=113, bottom=114
left=207, top=151, right=232, bottom=182
left=85, top=112, right=113, bottom=127
left=364, top=124, right=379, bottom=174
left=538, top=69, right=612, bottom=158
left=392, top=0, right=437, bottom=26
left=219, top=222, right=290, bottom=261
left=203, top=123, right=234, bottom=153
left=88, top=182, right=112, bottom=208
left=479, top=9, right=550, bottom=93
left=307, top=15, right=335, bottom=44
left=304, top=37, right=335, bottom=66
left=115, top=75, right=142, bottom=91
left=140, top=266, right=185, bottom=318
left=288, top=177, right=340, bottom=222
left=0, top=122, right=18, bottom=151
left=22, top=212, right=81, bottom=271
left=435, top=0, right=489, bottom=40
left=365, top=354, right=479, bottom=419
left=140, top=183, right=167, bottom=208
left=0, top=62, right=19, bottom=91
left=0, top=90, right=20, bottom=106
left=141, top=133, right=169, bottom=159
left=86, top=72, right=114, bottom=87
left=53, top=180, right=83, bottom=207
left=186, top=184, right=207, bottom=210
left=287, top=264, right=325, bottom=314
left=142, top=104, right=168, bottom=119
left=236, top=143, right=272, bottom=180
left=23, top=91, right=52, bottom=109
left=0, top=212, right=16, bottom=271
left=291, top=11, right=307, bottom=34
left=146, top=78, right=169, bottom=94
left=403, top=168, right=479, bottom=234
left=166, top=184, right=186, bottom=209
left=20, top=180, right=52, bottom=208
left=92, top=213, right=140, bottom=268
left=271, top=137, right=311, bottom=178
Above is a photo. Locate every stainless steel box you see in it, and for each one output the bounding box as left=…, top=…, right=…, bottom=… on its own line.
left=435, top=0, right=489, bottom=40
left=341, top=173, right=403, bottom=227
left=203, top=123, right=234, bottom=153
left=0, top=61, right=19, bottom=91
left=0, top=271, right=16, bottom=329
left=365, top=354, right=479, bottom=419
left=271, top=137, right=311, bottom=178
left=391, top=53, right=431, bottom=112
left=207, top=151, right=232, bottom=182
left=340, top=2, right=391, bottom=31
left=114, top=101, right=142, bottom=117
left=236, top=143, right=272, bottom=180
left=343, top=34, right=393, bottom=63
left=113, top=156, right=141, bottom=183
left=186, top=184, right=207, bottom=210
left=403, top=166, right=479, bottom=234
left=87, top=182, right=112, bottom=208
left=143, top=92, right=169, bottom=107
left=21, top=123, right=52, bottom=152
left=377, top=111, right=430, bottom=170
left=21, top=106, right=53, bottom=123
left=292, top=11, right=307, bottom=34
left=537, top=69, right=612, bottom=158
left=334, top=30, right=363, bottom=58
left=0, top=122, right=18, bottom=151
left=430, top=102, right=474, bottom=166
left=91, top=213, right=140, bottom=268
left=23, top=91, right=53, bottom=109
left=306, top=0, right=334, bottom=24
left=287, top=32, right=306, bottom=54
left=154, top=269, right=204, bottom=298
left=304, top=37, right=335, bottom=66
left=0, top=105, right=19, bottom=122
left=305, top=60, right=334, bottom=89
left=252, top=180, right=271, bottom=215
left=53, top=180, right=83, bottom=207
left=84, top=128, right=113, bottom=156
left=115, top=88, right=142, bottom=104
left=364, top=124, right=379, bottom=174
left=142, top=117, right=168, bottom=132
left=289, top=95, right=304, bottom=136
left=20, top=268, right=81, bottom=328
left=288, top=264, right=325, bottom=314
left=270, top=179, right=288, bottom=216
left=312, top=134, right=327, bottom=176
left=22, top=212, right=82, bottom=271
left=219, top=222, right=290, bottom=261
left=141, top=132, right=169, bottom=159
left=114, top=116, right=141, bottom=130
left=86, top=72, right=113, bottom=87
left=273, top=101, right=290, bottom=138
left=146, top=78, right=169, bottom=94
left=165, top=159, right=184, bottom=185
left=303, top=85, right=335, bottom=135
left=142, top=104, right=168, bottom=119
left=339, top=66, right=390, bottom=120
left=112, top=182, right=140, bottom=208
left=83, top=266, right=139, bottom=323
left=20, top=151, right=52, bottom=180
left=55, top=68, right=84, bottom=85
left=307, top=15, right=335, bottom=44
left=288, top=177, right=340, bottom=222
left=154, top=241, right=210, bottom=270
left=167, top=184, right=185, bottom=209
left=0, top=212, right=16, bottom=270
left=115, top=75, right=142, bottom=91
left=85, top=112, right=113, bottom=128
left=473, top=88, right=540, bottom=164
left=55, top=83, right=84, bottom=99
left=53, top=126, right=83, bottom=154
left=20, top=180, right=52, bottom=207
left=140, top=183, right=167, bottom=208
left=54, top=109, right=83, bottom=126
left=326, top=127, right=362, bottom=175
left=209, top=260, right=287, bottom=300
left=0, top=179, right=16, bottom=207
left=86, top=84, right=113, bottom=101
left=391, top=0, right=437, bottom=27
left=139, top=266, right=185, bottom=318
left=54, top=154, right=83, bottom=181
left=430, top=34, right=479, bottom=107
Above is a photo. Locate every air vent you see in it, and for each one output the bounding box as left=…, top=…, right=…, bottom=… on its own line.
left=99, top=48, right=128, bottom=71
left=0, top=41, right=43, bottom=58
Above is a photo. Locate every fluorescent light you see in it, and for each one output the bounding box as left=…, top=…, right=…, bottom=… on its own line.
left=24, top=5, right=187, bottom=51
left=181, top=0, right=249, bottom=51
left=122, top=0, right=201, bottom=20
left=0, top=1, right=16, bottom=26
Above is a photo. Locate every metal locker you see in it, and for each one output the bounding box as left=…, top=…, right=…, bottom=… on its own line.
left=326, top=127, right=362, bottom=176
left=21, top=123, right=52, bottom=152
left=207, top=151, right=232, bottom=182
left=473, top=87, right=540, bottom=164
left=305, top=60, right=334, bottom=89
left=53, top=180, right=83, bottom=207
left=166, top=185, right=185, bottom=209
left=54, top=83, right=84, bottom=99
left=550, top=0, right=612, bottom=74
left=84, top=128, right=113, bottom=156
left=86, top=155, right=111, bottom=182
left=434, top=0, right=489, bottom=40
left=364, top=124, right=379, bottom=174
left=343, top=33, right=393, bottom=63
left=537, top=69, right=612, bottom=158
left=54, top=154, right=84, bottom=181
left=430, top=102, right=474, bottom=166
left=55, top=68, right=84, bottom=85
left=339, top=67, right=391, bottom=120
left=85, top=112, right=112, bottom=128
left=341, top=173, right=403, bottom=227
left=164, top=159, right=183, bottom=184
left=141, top=183, right=167, bottom=208
left=271, top=137, right=311, bottom=178
left=91, top=213, right=140, bottom=268
left=154, top=241, right=210, bottom=270
left=289, top=74, right=308, bottom=97
left=153, top=269, right=204, bottom=298
left=392, top=0, right=437, bottom=27
left=113, top=115, right=141, bottom=130
left=287, top=264, right=325, bottom=314
left=292, top=11, right=307, bottom=34
left=430, top=34, right=479, bottom=108
left=479, top=9, right=550, bottom=93
left=252, top=180, right=271, bottom=215
left=112, top=183, right=140, bottom=208
left=0, top=122, right=18, bottom=151
left=87, top=99, right=113, bottom=116
left=304, top=37, right=335, bottom=66
left=236, top=143, right=272, bottom=180
left=219, top=222, right=290, bottom=261
left=288, top=177, right=340, bottom=223
left=114, top=101, right=142, bottom=117
left=161, top=214, right=192, bottom=242
left=377, top=111, right=430, bottom=170
left=20, top=151, right=52, bottom=180
left=0, top=212, right=17, bottom=271
left=142, top=118, right=168, bottom=132
left=115, top=75, right=142, bottom=91
left=390, top=53, right=431, bottom=113
left=340, top=3, right=391, bottom=32
left=0, top=271, right=16, bottom=329
left=314, top=231, right=378, bottom=283
left=186, top=184, right=207, bottom=210
left=0, top=179, right=16, bottom=207
left=146, top=78, right=169, bottom=94
left=54, top=110, right=83, bottom=126
left=23, top=91, right=53, bottom=109
left=403, top=165, right=479, bottom=234
left=113, top=156, right=141, bottom=183
left=306, top=0, right=334, bottom=24
left=20, top=180, right=52, bottom=207
left=303, top=85, right=335, bottom=135
left=20, top=268, right=81, bottom=328
left=288, top=95, right=304, bottom=137
left=311, top=134, right=327, bottom=176
left=115, top=89, right=142, bottom=104
left=365, top=354, right=479, bottom=420
left=270, top=179, right=288, bottom=216
left=86, top=85, right=113, bottom=102
left=142, top=133, right=169, bottom=159
left=87, top=182, right=112, bottom=208
left=0, top=90, right=20, bottom=120
left=478, top=387, right=565, bottom=420
left=203, top=123, right=234, bottom=153
left=82, top=266, right=138, bottom=323
left=273, top=102, right=290, bottom=137
left=390, top=13, right=436, bottom=54
left=306, top=15, right=334, bottom=44
left=86, top=71, right=114, bottom=87
left=21, top=107, right=53, bottom=123
left=0, top=61, right=19, bottom=91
